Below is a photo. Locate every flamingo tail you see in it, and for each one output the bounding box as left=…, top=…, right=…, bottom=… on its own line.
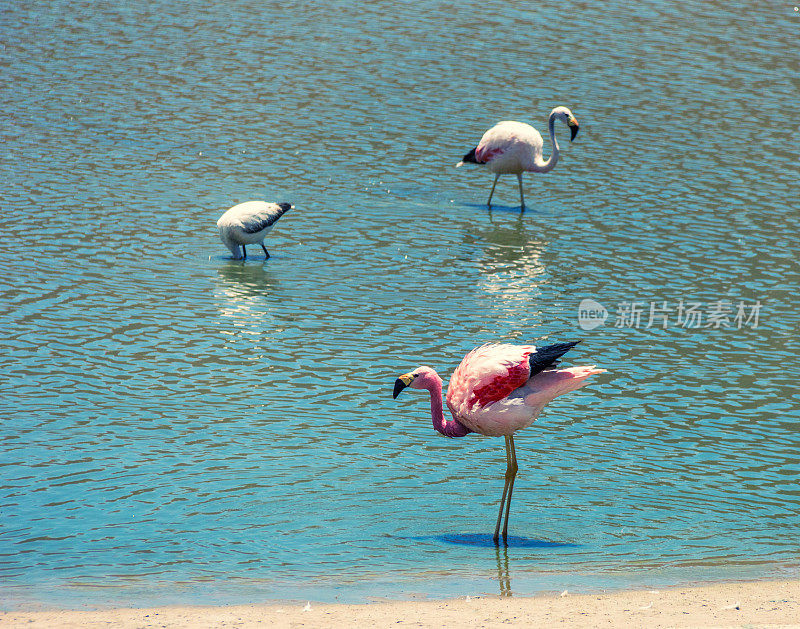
left=529, top=341, right=581, bottom=376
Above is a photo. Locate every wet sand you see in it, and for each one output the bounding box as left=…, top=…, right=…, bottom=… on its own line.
left=2, top=579, right=799, bottom=628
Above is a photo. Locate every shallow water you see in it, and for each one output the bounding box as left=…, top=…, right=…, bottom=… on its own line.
left=2, top=0, right=799, bottom=609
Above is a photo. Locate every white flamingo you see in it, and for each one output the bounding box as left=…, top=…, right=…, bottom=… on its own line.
left=456, top=106, right=580, bottom=210
left=217, top=201, right=293, bottom=260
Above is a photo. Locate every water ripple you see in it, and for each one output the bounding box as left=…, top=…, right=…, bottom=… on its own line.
left=2, top=0, right=799, bottom=610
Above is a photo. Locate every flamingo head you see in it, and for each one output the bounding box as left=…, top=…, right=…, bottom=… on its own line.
left=552, top=106, right=580, bottom=141
left=392, top=366, right=441, bottom=399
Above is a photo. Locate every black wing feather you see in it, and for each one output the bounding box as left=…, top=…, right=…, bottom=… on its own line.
left=242, top=202, right=293, bottom=234
left=528, top=341, right=581, bottom=377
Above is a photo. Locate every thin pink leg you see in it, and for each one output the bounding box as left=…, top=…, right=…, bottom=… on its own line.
left=501, top=435, right=519, bottom=543
left=487, top=174, right=500, bottom=207
left=493, top=436, right=514, bottom=544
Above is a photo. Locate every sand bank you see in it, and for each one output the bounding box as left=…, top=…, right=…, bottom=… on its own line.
left=2, top=579, right=798, bottom=628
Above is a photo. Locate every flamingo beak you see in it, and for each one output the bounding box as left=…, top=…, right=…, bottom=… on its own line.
left=569, top=118, right=580, bottom=141
left=393, top=373, right=414, bottom=399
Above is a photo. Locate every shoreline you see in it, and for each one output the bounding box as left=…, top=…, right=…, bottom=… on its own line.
left=2, top=579, right=798, bottom=628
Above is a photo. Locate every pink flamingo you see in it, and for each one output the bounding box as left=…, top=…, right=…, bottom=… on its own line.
left=456, top=106, right=580, bottom=210
left=392, top=341, right=604, bottom=544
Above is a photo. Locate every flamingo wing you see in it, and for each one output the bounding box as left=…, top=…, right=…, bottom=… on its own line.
left=446, top=342, right=588, bottom=437
left=239, top=202, right=292, bottom=234
left=474, top=127, right=514, bottom=164
left=475, top=121, right=543, bottom=164
left=217, top=201, right=292, bottom=234
left=446, top=344, right=536, bottom=415
left=528, top=341, right=580, bottom=376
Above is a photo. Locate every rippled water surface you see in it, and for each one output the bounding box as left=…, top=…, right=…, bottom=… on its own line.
left=2, top=0, right=799, bottom=609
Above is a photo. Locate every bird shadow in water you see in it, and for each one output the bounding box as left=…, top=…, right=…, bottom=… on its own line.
left=460, top=202, right=553, bottom=216
left=435, top=533, right=578, bottom=549
left=462, top=202, right=523, bottom=214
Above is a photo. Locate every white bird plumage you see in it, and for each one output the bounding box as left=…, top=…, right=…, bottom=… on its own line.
left=217, top=201, right=293, bottom=260
left=456, top=106, right=580, bottom=210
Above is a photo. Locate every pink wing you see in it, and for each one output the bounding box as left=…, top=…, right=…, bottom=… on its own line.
left=446, top=344, right=535, bottom=415
left=474, top=123, right=518, bottom=163
left=474, top=144, right=504, bottom=164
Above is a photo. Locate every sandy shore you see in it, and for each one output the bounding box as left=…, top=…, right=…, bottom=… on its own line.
left=2, top=580, right=798, bottom=628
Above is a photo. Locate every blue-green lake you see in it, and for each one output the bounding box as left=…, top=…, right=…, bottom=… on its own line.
left=2, top=0, right=799, bottom=610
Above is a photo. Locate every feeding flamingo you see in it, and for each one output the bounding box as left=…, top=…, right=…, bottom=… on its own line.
left=217, top=201, right=293, bottom=260
left=456, top=106, right=580, bottom=210
left=392, top=341, right=604, bottom=544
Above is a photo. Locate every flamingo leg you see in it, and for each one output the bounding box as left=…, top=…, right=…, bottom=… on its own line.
left=516, top=174, right=526, bottom=211
left=487, top=174, right=500, bottom=207
left=260, top=243, right=270, bottom=259
left=501, top=435, right=519, bottom=543
left=493, top=436, right=514, bottom=545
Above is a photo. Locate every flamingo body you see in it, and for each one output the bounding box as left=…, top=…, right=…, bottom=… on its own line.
left=217, top=201, right=292, bottom=260
left=446, top=343, right=602, bottom=437
left=473, top=122, right=544, bottom=175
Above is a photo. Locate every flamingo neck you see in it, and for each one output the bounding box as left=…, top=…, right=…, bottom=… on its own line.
left=531, top=113, right=560, bottom=173
left=424, top=374, right=471, bottom=439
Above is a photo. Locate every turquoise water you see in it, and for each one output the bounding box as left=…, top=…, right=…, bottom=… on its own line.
left=2, top=0, right=799, bottom=609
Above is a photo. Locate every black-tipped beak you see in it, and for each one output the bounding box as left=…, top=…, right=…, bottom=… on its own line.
left=393, top=373, right=414, bottom=399
left=393, top=379, right=408, bottom=399
left=570, top=123, right=580, bottom=142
